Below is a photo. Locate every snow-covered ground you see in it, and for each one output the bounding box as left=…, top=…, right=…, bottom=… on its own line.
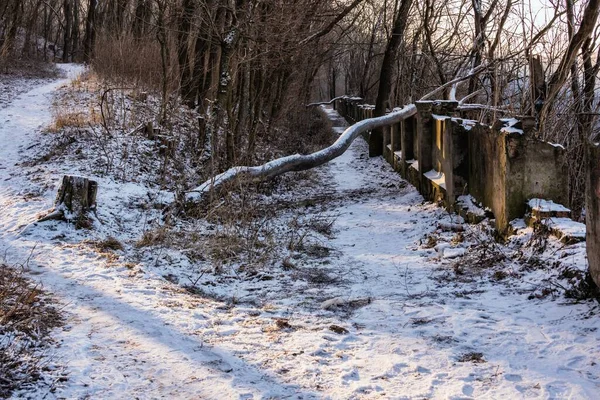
left=1, top=66, right=599, bottom=399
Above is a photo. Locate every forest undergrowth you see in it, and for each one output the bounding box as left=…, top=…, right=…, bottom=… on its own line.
left=32, top=69, right=597, bottom=307
left=0, top=262, right=64, bottom=398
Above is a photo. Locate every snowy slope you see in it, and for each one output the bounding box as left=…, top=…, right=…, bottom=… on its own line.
left=0, top=68, right=598, bottom=399
left=0, top=65, right=310, bottom=399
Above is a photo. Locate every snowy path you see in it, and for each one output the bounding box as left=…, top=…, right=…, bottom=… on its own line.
left=186, top=108, right=598, bottom=399
left=295, top=109, right=600, bottom=399
left=0, top=66, right=314, bottom=399
left=0, top=69, right=598, bottom=399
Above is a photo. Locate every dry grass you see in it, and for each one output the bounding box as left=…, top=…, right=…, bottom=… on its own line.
left=136, top=227, right=170, bottom=248
left=0, top=266, right=60, bottom=335
left=92, top=34, right=174, bottom=92
left=44, top=70, right=103, bottom=134
left=0, top=265, right=62, bottom=397
left=88, top=236, right=124, bottom=252
left=47, top=99, right=101, bottom=135
left=47, top=110, right=96, bottom=132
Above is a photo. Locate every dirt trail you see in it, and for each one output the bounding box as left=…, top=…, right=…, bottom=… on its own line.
left=0, top=65, right=313, bottom=399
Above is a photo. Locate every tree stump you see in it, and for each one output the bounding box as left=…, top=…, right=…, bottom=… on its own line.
left=39, top=175, right=97, bottom=224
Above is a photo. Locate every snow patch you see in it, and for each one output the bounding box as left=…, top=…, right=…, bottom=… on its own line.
left=499, top=118, right=524, bottom=135
left=424, top=169, right=446, bottom=189
left=528, top=199, right=571, bottom=213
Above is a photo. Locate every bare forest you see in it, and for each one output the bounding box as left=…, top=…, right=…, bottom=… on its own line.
left=1, top=0, right=600, bottom=398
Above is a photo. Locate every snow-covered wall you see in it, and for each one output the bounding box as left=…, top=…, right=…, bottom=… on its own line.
left=335, top=97, right=569, bottom=234
left=466, top=118, right=568, bottom=232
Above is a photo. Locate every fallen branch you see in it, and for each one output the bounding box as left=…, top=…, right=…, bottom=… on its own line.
left=185, top=104, right=417, bottom=203
left=421, top=64, right=488, bottom=101
left=457, top=104, right=510, bottom=113
left=305, top=96, right=362, bottom=108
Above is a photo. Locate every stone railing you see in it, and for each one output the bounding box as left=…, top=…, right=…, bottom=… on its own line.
left=335, top=97, right=600, bottom=287
left=335, top=97, right=600, bottom=288
left=334, top=98, right=569, bottom=233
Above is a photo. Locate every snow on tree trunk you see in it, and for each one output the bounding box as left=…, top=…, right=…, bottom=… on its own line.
left=185, top=104, right=417, bottom=203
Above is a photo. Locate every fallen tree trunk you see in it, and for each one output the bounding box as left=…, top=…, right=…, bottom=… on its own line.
left=182, top=63, right=489, bottom=206
left=185, top=104, right=417, bottom=203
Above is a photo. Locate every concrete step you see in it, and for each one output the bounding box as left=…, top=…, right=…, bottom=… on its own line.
left=524, top=199, right=585, bottom=244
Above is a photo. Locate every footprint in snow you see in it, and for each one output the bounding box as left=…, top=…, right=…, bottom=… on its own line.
left=462, top=384, right=474, bottom=396
left=341, top=368, right=360, bottom=382
left=505, top=374, right=523, bottom=382
left=565, top=355, right=586, bottom=367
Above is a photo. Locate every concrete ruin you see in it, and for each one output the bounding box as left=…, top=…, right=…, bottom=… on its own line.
left=335, top=98, right=569, bottom=234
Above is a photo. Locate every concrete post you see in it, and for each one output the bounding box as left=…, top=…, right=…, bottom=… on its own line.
left=383, top=125, right=392, bottom=163
left=391, top=123, right=400, bottom=169
left=416, top=102, right=434, bottom=197
left=400, top=116, right=416, bottom=175
left=442, top=119, right=455, bottom=206
left=416, top=101, right=459, bottom=179
left=416, top=102, right=434, bottom=172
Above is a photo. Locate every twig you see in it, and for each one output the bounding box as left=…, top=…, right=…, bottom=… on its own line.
left=420, top=64, right=489, bottom=101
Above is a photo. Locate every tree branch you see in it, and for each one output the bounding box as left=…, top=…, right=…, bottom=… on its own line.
left=185, top=104, right=417, bottom=203
left=298, top=0, right=365, bottom=46
left=305, top=95, right=361, bottom=108
left=420, top=64, right=488, bottom=101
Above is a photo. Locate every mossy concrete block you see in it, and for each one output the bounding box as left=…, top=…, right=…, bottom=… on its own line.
left=502, top=130, right=568, bottom=231
left=466, top=119, right=568, bottom=233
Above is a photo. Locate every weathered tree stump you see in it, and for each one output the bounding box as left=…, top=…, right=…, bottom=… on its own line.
left=39, top=175, right=97, bottom=223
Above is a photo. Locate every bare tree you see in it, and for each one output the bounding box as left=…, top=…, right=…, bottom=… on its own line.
left=371, top=0, right=413, bottom=156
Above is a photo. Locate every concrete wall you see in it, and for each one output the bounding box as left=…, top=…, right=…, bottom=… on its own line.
left=587, top=143, right=600, bottom=287
left=502, top=124, right=569, bottom=230
left=463, top=118, right=568, bottom=232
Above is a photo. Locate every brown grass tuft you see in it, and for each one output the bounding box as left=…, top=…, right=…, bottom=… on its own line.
left=0, top=265, right=62, bottom=397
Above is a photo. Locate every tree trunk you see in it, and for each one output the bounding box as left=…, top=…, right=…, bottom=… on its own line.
left=0, top=0, right=22, bottom=58
left=83, top=0, right=97, bottom=62
left=539, top=0, right=600, bottom=131
left=133, top=0, right=150, bottom=39
left=177, top=0, right=197, bottom=108
left=213, top=2, right=241, bottom=165
left=156, top=0, right=169, bottom=123
left=529, top=55, right=546, bottom=115
left=62, top=0, right=72, bottom=62
left=71, top=0, right=80, bottom=61
left=372, top=0, right=413, bottom=156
